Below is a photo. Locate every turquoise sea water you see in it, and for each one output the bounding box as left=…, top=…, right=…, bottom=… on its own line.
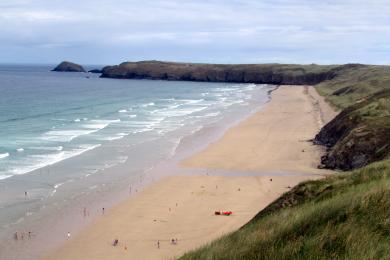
left=0, top=65, right=269, bottom=180
left=0, top=65, right=274, bottom=258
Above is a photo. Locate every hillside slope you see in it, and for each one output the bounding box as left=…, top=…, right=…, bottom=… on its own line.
left=315, top=90, right=390, bottom=170
left=180, top=160, right=390, bottom=259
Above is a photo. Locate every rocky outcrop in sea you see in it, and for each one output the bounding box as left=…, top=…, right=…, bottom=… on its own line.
left=52, top=61, right=86, bottom=72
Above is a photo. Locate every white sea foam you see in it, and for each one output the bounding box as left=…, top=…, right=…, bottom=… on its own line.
left=83, top=119, right=120, bottom=129
left=74, top=118, right=81, bottom=122
left=42, top=129, right=99, bottom=142
left=42, top=119, right=120, bottom=142
left=29, top=146, right=63, bottom=151
left=0, top=153, right=9, bottom=159
left=131, top=128, right=153, bottom=134
left=141, top=102, right=155, bottom=107
left=9, top=144, right=101, bottom=176
left=54, top=182, right=66, bottom=189
left=99, top=136, right=124, bottom=141
left=16, top=148, right=24, bottom=152
left=0, top=175, right=12, bottom=180
left=118, top=109, right=127, bottom=113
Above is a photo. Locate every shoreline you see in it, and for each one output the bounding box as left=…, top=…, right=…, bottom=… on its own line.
left=0, top=83, right=272, bottom=260
left=44, top=85, right=336, bottom=260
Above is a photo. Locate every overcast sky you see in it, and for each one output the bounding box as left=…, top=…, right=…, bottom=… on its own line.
left=0, top=0, right=389, bottom=65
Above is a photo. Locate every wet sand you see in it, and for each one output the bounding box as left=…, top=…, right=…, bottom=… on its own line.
left=45, top=85, right=336, bottom=260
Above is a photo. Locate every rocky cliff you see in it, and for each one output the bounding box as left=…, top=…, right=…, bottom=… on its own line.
left=52, top=61, right=86, bottom=72
left=315, top=90, right=390, bottom=170
left=100, top=61, right=338, bottom=85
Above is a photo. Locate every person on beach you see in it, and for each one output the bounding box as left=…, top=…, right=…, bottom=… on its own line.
left=83, top=207, right=87, bottom=218
left=24, top=191, right=27, bottom=198
left=14, top=232, right=18, bottom=241
left=157, top=240, right=160, bottom=249
left=67, top=232, right=71, bottom=239
left=102, top=207, right=105, bottom=215
left=112, top=239, right=119, bottom=246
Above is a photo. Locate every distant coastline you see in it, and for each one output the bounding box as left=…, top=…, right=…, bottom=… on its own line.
left=99, top=60, right=338, bottom=85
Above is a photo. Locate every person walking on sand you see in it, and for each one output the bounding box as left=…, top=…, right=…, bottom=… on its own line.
left=67, top=232, right=71, bottom=239
left=102, top=207, right=105, bottom=215
left=14, top=232, right=18, bottom=241
left=157, top=240, right=160, bottom=249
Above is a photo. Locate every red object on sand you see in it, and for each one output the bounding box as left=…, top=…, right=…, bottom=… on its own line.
left=215, top=211, right=232, bottom=216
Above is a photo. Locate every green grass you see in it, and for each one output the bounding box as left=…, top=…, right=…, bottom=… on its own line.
left=180, top=160, right=390, bottom=260
left=315, top=65, right=390, bottom=109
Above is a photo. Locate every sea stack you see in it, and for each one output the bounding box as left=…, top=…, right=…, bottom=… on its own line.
left=52, top=61, right=86, bottom=72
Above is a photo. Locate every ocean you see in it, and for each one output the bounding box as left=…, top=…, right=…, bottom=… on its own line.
left=0, top=64, right=274, bottom=258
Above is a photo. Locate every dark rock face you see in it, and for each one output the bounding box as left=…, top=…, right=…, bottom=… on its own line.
left=52, top=61, right=86, bottom=72
left=88, top=69, right=102, bottom=73
left=100, top=61, right=338, bottom=85
left=315, top=90, right=390, bottom=170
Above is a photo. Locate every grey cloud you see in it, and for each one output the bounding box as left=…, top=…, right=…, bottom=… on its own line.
left=0, top=0, right=389, bottom=64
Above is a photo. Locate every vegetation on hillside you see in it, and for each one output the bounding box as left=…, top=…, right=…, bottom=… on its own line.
left=180, top=160, right=390, bottom=260
left=101, top=61, right=338, bottom=85
left=315, top=89, right=390, bottom=170
left=316, top=64, right=390, bottom=109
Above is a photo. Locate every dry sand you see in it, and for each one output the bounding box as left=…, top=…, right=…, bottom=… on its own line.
left=45, top=86, right=336, bottom=260
left=182, top=85, right=337, bottom=174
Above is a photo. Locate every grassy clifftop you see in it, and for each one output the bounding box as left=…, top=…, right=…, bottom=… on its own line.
left=180, top=160, right=390, bottom=259
left=316, top=64, right=390, bottom=109
left=101, top=61, right=338, bottom=85
left=313, top=65, right=390, bottom=169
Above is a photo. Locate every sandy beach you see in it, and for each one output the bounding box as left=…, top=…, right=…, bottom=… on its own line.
left=182, top=85, right=337, bottom=174
left=45, top=85, right=336, bottom=260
